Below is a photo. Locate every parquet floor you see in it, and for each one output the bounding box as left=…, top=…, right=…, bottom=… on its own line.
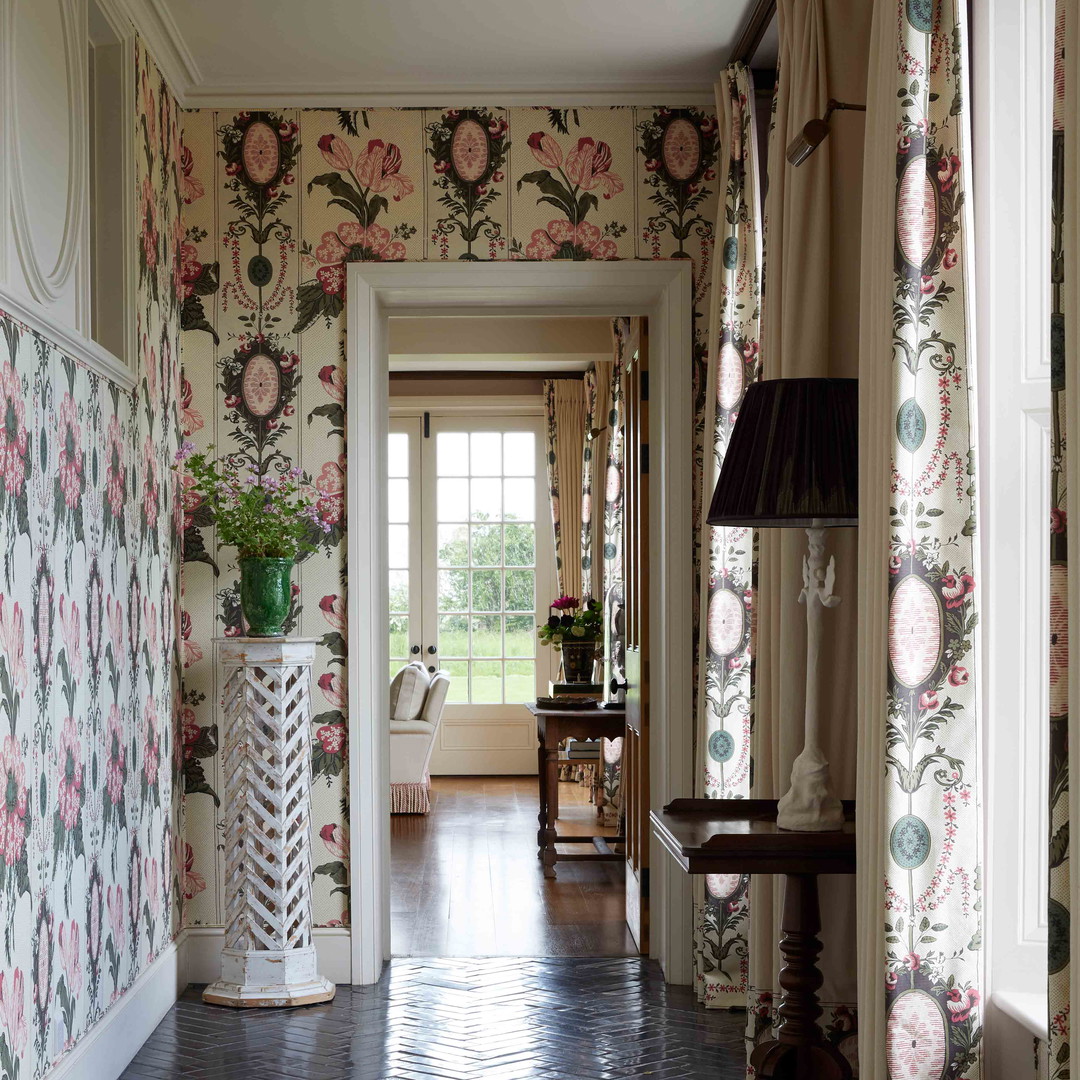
left=121, top=958, right=748, bottom=1079
left=122, top=778, right=749, bottom=1078
left=391, top=775, right=634, bottom=957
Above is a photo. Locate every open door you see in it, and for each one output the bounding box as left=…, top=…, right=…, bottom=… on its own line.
left=623, top=322, right=649, bottom=952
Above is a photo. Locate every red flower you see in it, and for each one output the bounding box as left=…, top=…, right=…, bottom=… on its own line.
left=0, top=735, right=28, bottom=867
left=317, top=723, right=346, bottom=755
left=945, top=986, right=980, bottom=1023
left=0, top=364, right=28, bottom=498
left=948, top=665, right=969, bottom=686
left=527, top=132, right=562, bottom=170
left=355, top=140, right=413, bottom=201
left=941, top=572, right=975, bottom=609
left=943, top=247, right=958, bottom=270
left=565, top=138, right=624, bottom=198
left=936, top=153, right=961, bottom=192
left=644, top=158, right=660, bottom=172
left=319, top=364, right=345, bottom=403
left=1052, top=507, right=1067, bottom=534
left=551, top=595, right=580, bottom=610
left=316, top=264, right=346, bottom=297
left=920, top=275, right=937, bottom=295
left=433, top=159, right=450, bottom=175
left=318, top=134, right=353, bottom=171
left=918, top=690, right=939, bottom=712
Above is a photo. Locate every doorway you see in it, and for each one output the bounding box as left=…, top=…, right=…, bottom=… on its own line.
left=345, top=261, right=694, bottom=986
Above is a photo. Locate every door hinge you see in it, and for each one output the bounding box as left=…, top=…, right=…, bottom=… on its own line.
left=423, top=411, right=430, bottom=438
left=640, top=442, right=649, bottom=475
left=641, top=370, right=649, bottom=402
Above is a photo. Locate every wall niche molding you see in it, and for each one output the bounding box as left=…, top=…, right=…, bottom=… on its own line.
left=6, top=0, right=87, bottom=306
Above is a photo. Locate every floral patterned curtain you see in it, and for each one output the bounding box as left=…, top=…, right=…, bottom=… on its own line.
left=542, top=379, right=586, bottom=602
left=1050, top=0, right=1072, bottom=1073
left=581, top=363, right=613, bottom=605
left=597, top=319, right=634, bottom=827
left=691, top=62, right=761, bottom=1010
left=857, top=0, right=983, bottom=1074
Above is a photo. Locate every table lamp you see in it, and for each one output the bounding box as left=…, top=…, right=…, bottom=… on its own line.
left=707, top=378, right=858, bottom=831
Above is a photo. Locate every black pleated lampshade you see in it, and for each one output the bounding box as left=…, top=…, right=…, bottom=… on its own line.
left=706, top=378, right=858, bottom=528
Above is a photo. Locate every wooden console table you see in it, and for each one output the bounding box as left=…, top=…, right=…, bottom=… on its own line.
left=526, top=703, right=626, bottom=878
left=651, top=798, right=855, bottom=1080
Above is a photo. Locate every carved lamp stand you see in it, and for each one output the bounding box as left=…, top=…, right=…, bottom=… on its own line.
left=203, top=638, right=336, bottom=1008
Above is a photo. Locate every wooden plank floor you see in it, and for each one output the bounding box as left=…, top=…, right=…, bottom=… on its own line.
left=391, top=775, right=637, bottom=957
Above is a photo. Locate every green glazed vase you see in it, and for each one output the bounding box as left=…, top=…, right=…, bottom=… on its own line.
left=239, top=556, right=294, bottom=637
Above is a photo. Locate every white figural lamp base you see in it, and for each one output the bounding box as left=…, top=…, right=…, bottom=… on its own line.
left=776, top=524, right=845, bottom=833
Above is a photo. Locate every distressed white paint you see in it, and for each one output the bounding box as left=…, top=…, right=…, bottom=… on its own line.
left=203, top=637, right=336, bottom=1007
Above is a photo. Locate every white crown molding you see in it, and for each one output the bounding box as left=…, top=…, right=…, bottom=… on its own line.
left=111, top=0, right=199, bottom=100
left=0, top=285, right=136, bottom=390
left=180, top=84, right=716, bottom=110
left=48, top=941, right=180, bottom=1080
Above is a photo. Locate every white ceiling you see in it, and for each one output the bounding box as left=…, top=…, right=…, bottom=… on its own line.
left=145, top=0, right=762, bottom=105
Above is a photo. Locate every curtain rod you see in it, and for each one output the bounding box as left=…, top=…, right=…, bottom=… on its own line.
left=729, top=0, right=776, bottom=64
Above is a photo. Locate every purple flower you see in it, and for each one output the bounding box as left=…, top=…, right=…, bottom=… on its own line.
left=173, top=440, right=196, bottom=464
left=289, top=465, right=303, bottom=478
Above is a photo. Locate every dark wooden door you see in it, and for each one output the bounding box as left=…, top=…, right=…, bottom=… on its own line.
left=623, top=321, right=649, bottom=952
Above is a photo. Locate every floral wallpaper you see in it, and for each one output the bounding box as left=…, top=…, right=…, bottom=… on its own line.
left=0, top=39, right=182, bottom=1080
left=176, top=103, right=718, bottom=926
left=881, top=0, right=983, bottom=1074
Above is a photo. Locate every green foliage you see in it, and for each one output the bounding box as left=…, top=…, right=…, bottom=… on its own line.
left=174, top=443, right=330, bottom=559
left=537, top=596, right=603, bottom=649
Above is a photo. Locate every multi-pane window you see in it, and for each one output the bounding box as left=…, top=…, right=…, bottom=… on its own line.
left=433, top=430, right=537, bottom=704
left=388, top=431, right=411, bottom=681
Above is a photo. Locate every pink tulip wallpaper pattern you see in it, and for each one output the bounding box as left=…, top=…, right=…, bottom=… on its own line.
left=176, top=102, right=723, bottom=930
left=0, top=40, right=183, bottom=1080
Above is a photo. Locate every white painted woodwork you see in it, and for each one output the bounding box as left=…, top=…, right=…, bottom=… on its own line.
left=0, top=0, right=135, bottom=382
left=347, top=261, right=694, bottom=987
left=204, top=637, right=335, bottom=1008
left=973, top=0, right=1053, bottom=1070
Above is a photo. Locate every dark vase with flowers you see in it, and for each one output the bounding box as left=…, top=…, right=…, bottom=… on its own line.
left=538, top=595, right=604, bottom=684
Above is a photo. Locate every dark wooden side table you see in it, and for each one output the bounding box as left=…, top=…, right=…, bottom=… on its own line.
left=525, top=703, right=626, bottom=878
left=651, top=798, right=856, bottom=1080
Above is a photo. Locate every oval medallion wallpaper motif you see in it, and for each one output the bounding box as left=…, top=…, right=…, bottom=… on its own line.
left=176, top=103, right=721, bottom=937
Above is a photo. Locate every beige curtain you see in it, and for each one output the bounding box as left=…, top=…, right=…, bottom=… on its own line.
left=543, top=379, right=587, bottom=601
left=748, top=0, right=870, bottom=1058
left=581, top=362, right=613, bottom=604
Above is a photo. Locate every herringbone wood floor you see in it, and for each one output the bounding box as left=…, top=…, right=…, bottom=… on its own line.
left=122, top=958, right=748, bottom=1079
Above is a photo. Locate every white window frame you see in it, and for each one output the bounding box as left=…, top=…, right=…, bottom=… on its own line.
left=973, top=0, right=1055, bottom=1063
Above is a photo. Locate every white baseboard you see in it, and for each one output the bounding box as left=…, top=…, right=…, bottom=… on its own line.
left=179, top=926, right=352, bottom=986
left=48, top=941, right=181, bottom=1080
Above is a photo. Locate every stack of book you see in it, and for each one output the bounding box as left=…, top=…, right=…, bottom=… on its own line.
left=549, top=681, right=604, bottom=700
left=565, top=740, right=601, bottom=760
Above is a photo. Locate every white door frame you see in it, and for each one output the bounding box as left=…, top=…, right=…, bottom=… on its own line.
left=346, top=260, right=694, bottom=986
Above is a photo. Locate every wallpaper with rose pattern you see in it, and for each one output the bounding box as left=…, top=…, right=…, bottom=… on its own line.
left=176, top=103, right=724, bottom=930
left=0, top=40, right=183, bottom=1080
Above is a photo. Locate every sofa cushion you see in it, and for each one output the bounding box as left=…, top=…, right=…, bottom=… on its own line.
left=389, top=662, right=430, bottom=722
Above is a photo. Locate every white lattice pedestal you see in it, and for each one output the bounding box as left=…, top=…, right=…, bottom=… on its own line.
left=203, top=638, right=336, bottom=1008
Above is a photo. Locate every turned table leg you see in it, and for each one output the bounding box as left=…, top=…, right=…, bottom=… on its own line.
left=537, top=738, right=547, bottom=859
left=748, top=873, right=851, bottom=1080
left=541, top=747, right=559, bottom=878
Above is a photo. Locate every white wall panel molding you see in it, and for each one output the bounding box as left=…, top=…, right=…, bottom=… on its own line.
left=0, top=285, right=136, bottom=390
left=7, top=0, right=87, bottom=306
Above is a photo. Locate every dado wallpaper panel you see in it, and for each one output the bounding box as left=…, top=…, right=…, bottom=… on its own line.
left=176, top=104, right=722, bottom=930
left=0, top=40, right=183, bottom=1080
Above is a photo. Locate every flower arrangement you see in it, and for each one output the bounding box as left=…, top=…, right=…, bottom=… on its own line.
left=173, top=442, right=331, bottom=559
left=537, top=595, right=603, bottom=649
